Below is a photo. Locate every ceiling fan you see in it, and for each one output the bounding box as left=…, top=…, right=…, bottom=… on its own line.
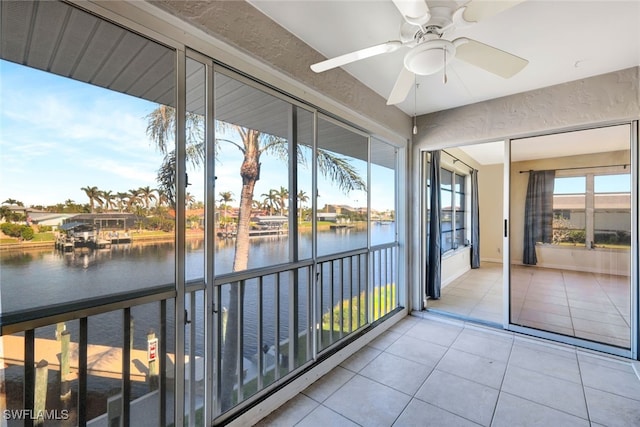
left=310, top=0, right=529, bottom=106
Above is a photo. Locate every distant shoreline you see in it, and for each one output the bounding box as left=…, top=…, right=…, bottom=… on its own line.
left=0, top=222, right=370, bottom=252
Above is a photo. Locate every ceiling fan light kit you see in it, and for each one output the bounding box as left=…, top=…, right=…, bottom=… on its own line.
left=310, top=0, right=529, bottom=106
left=404, top=39, right=455, bottom=76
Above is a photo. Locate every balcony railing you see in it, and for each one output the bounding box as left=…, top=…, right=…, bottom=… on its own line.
left=0, top=242, right=399, bottom=426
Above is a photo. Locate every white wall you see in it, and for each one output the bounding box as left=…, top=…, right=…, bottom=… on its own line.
left=442, top=247, right=471, bottom=287
left=478, top=163, right=504, bottom=263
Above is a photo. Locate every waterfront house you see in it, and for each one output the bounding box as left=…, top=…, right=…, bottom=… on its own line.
left=0, top=1, right=638, bottom=426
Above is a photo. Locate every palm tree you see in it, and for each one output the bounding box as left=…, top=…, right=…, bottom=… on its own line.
left=218, top=191, right=234, bottom=224
left=146, top=106, right=204, bottom=205
left=297, top=190, right=309, bottom=222
left=261, top=189, right=279, bottom=216
left=2, top=198, right=23, bottom=206
left=138, top=186, right=157, bottom=212
left=156, top=189, right=169, bottom=209
left=100, top=190, right=115, bottom=211
left=146, top=105, right=365, bottom=410
left=185, top=192, right=196, bottom=209
left=116, top=192, right=129, bottom=213
left=0, top=205, right=11, bottom=222
left=80, top=186, right=102, bottom=213
left=127, top=189, right=141, bottom=212
left=275, top=186, right=289, bottom=216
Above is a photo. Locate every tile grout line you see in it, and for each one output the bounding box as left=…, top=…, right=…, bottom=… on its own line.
left=575, top=348, right=593, bottom=425
left=487, top=329, right=515, bottom=426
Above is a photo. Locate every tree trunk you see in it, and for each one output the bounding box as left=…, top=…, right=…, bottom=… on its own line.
left=220, top=129, right=260, bottom=411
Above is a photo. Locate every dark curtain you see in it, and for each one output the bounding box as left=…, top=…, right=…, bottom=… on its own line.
left=426, top=151, right=442, bottom=299
left=523, top=170, right=555, bottom=265
left=470, top=169, right=480, bottom=269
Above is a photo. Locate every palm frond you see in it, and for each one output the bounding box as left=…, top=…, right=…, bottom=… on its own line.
left=317, top=149, right=367, bottom=194
left=156, top=150, right=176, bottom=206
left=145, top=106, right=175, bottom=155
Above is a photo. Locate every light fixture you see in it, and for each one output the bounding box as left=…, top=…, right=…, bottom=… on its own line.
left=404, top=39, right=456, bottom=76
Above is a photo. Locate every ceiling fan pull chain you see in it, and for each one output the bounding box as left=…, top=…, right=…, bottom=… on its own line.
left=443, top=47, right=448, bottom=84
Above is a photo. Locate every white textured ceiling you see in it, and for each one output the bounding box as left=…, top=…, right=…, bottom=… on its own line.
left=249, top=0, right=640, bottom=116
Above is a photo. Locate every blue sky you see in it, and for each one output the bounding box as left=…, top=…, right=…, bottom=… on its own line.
left=0, top=60, right=394, bottom=211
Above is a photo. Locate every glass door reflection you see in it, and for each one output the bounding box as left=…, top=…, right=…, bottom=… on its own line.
left=509, top=125, right=632, bottom=349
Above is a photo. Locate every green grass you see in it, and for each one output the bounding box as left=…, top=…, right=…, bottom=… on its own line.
left=32, top=232, right=55, bottom=242
left=0, top=238, right=18, bottom=244
left=319, top=284, right=397, bottom=351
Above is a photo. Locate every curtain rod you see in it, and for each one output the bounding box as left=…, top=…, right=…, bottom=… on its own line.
left=442, top=150, right=475, bottom=171
left=518, top=164, right=629, bottom=174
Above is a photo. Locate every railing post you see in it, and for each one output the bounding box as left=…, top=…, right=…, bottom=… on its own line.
left=60, top=330, right=71, bottom=401
left=34, top=359, right=48, bottom=427
left=24, top=330, right=35, bottom=427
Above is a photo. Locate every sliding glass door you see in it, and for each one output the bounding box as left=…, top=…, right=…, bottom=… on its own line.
left=508, top=124, right=635, bottom=353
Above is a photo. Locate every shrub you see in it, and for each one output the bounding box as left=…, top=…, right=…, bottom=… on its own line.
left=20, top=226, right=34, bottom=240
left=1, top=222, right=23, bottom=238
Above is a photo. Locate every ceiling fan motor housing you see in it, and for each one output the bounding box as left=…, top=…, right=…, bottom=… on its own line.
left=404, top=39, right=456, bottom=75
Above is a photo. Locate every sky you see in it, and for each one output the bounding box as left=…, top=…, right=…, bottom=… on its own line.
left=554, top=175, right=630, bottom=195
left=0, top=60, right=395, bottom=212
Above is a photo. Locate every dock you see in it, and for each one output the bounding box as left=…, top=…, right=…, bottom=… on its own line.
left=55, top=235, right=132, bottom=251
left=1, top=335, right=199, bottom=382
left=329, top=224, right=354, bottom=230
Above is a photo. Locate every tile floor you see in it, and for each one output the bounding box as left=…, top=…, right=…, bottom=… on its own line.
left=257, top=314, right=640, bottom=426
left=427, top=262, right=631, bottom=348
left=428, top=262, right=504, bottom=324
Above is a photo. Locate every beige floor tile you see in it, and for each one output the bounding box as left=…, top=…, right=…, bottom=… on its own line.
left=385, top=335, right=449, bottom=367
left=584, top=387, right=640, bottom=427
left=367, top=330, right=403, bottom=351
left=509, top=343, right=581, bottom=383
left=492, top=392, right=589, bottom=427
left=302, top=366, right=355, bottom=403
left=296, top=405, right=359, bottom=427
left=255, top=393, right=318, bottom=426
left=451, top=329, right=513, bottom=362
left=403, top=318, right=463, bottom=347
left=572, top=317, right=630, bottom=341
left=339, top=345, right=381, bottom=372
left=579, top=359, right=640, bottom=400
left=360, top=351, right=432, bottom=395
left=569, top=307, right=628, bottom=326
left=517, top=308, right=574, bottom=329
left=393, top=399, right=480, bottom=427
left=435, top=348, right=507, bottom=389
left=502, top=365, right=588, bottom=418
left=468, top=309, right=502, bottom=324
left=415, top=370, right=499, bottom=426
left=323, top=375, right=411, bottom=427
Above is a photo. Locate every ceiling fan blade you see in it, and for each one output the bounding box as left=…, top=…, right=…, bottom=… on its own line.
left=391, top=0, right=431, bottom=26
left=453, top=38, right=528, bottom=79
left=462, top=0, right=525, bottom=23
left=387, top=67, right=414, bottom=105
left=310, top=41, right=403, bottom=73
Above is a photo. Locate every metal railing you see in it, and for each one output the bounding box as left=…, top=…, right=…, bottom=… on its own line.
left=0, top=242, right=399, bottom=426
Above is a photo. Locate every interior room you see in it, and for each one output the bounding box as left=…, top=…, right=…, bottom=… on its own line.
left=425, top=125, right=632, bottom=351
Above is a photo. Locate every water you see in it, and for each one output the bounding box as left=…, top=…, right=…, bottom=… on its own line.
left=1, top=227, right=395, bottom=351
